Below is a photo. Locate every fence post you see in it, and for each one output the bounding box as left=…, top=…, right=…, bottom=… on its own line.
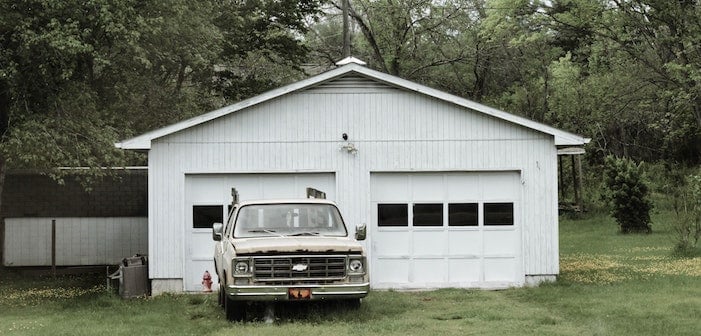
left=51, top=219, right=56, bottom=277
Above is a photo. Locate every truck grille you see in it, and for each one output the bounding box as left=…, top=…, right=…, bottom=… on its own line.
left=252, top=255, right=347, bottom=282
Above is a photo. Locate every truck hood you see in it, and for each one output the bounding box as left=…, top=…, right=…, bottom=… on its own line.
left=232, top=236, right=363, bottom=255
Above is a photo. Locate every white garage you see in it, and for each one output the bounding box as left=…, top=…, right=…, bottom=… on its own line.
left=117, top=58, right=588, bottom=294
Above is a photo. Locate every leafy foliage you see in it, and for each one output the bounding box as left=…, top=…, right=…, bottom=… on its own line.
left=545, top=0, right=701, bottom=164
left=212, top=0, right=325, bottom=102
left=0, top=0, right=324, bottom=184
left=0, top=0, right=151, bottom=182
left=671, top=171, right=701, bottom=254
left=310, top=1, right=496, bottom=97
left=603, top=156, right=653, bottom=233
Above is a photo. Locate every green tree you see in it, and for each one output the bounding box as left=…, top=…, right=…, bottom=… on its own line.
left=546, top=0, right=701, bottom=163
left=307, top=0, right=535, bottom=104
left=338, top=1, right=475, bottom=80
left=479, top=0, right=565, bottom=123
left=0, top=0, right=325, bottom=192
left=0, top=0, right=146, bottom=186
left=603, top=156, right=653, bottom=233
left=213, top=0, right=325, bottom=102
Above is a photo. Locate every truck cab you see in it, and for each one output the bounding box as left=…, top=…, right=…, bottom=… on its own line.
left=212, top=189, right=369, bottom=321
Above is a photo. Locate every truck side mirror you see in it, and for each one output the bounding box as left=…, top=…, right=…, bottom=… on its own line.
left=212, top=223, right=223, bottom=241
left=355, top=224, right=367, bottom=241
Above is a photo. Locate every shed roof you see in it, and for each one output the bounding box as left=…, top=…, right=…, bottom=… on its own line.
left=116, top=62, right=589, bottom=150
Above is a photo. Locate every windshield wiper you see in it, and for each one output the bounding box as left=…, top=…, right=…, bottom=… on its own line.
left=288, top=231, right=321, bottom=237
left=247, top=229, right=285, bottom=237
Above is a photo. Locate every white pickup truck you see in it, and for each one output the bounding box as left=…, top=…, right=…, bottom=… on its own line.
left=212, top=189, right=369, bottom=321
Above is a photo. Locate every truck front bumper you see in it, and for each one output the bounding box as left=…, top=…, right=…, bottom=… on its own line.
left=225, top=282, right=369, bottom=301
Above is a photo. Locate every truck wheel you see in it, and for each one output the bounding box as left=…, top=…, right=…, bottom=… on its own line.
left=225, top=295, right=245, bottom=322
left=218, top=284, right=225, bottom=307
left=343, top=298, right=361, bottom=309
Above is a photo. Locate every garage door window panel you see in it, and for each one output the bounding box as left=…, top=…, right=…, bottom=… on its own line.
left=413, top=203, right=443, bottom=227
left=484, top=203, right=514, bottom=226
left=448, top=203, right=478, bottom=226
left=378, top=204, right=408, bottom=227
left=193, top=205, right=224, bottom=229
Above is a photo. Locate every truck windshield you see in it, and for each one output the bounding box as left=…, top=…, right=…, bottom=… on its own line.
left=233, top=203, right=348, bottom=238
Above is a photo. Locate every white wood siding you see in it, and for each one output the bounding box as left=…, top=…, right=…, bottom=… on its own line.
left=148, top=83, right=558, bottom=282
left=3, top=217, right=147, bottom=266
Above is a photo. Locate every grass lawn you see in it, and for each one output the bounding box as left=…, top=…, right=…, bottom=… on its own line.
left=1, top=211, right=699, bottom=335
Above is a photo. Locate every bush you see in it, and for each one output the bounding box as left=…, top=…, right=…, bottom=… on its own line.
left=671, top=171, right=701, bottom=254
left=603, top=156, right=653, bottom=233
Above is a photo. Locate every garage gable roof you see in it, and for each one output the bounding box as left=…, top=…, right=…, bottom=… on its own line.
left=116, top=62, right=589, bottom=150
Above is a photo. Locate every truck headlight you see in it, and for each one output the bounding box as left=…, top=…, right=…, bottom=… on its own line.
left=234, top=260, right=250, bottom=275
left=349, top=259, right=363, bottom=273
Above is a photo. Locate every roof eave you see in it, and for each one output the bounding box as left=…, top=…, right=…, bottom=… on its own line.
left=554, top=135, right=591, bottom=146
left=115, top=140, right=151, bottom=150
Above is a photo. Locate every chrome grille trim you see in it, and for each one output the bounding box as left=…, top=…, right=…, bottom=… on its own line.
left=252, top=255, right=347, bottom=282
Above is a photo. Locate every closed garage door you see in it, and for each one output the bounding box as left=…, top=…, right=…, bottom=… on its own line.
left=370, top=172, right=522, bottom=289
left=184, top=173, right=335, bottom=291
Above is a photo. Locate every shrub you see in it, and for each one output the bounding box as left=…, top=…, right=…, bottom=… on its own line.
left=671, top=171, right=701, bottom=254
left=603, top=156, right=653, bottom=233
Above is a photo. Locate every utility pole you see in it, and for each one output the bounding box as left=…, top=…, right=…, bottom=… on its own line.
left=342, top=0, right=351, bottom=57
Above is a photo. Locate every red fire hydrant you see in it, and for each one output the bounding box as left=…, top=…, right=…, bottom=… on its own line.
left=202, top=270, right=213, bottom=292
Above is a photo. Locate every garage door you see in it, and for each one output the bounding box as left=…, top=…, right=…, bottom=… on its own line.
left=370, top=172, right=522, bottom=289
left=184, top=173, right=335, bottom=291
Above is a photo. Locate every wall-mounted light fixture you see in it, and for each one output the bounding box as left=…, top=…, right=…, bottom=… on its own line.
left=340, top=133, right=358, bottom=155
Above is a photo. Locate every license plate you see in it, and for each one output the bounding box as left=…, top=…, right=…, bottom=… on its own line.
left=288, top=288, right=311, bottom=300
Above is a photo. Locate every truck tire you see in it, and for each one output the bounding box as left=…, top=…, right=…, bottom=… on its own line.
left=218, top=284, right=225, bottom=307
left=343, top=298, right=361, bottom=309
left=225, top=295, right=245, bottom=322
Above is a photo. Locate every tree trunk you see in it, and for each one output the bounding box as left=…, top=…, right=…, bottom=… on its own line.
left=174, top=59, right=186, bottom=95
left=694, top=97, right=701, bottom=129
left=472, top=40, right=485, bottom=101
left=342, top=0, right=351, bottom=58
left=541, top=62, right=550, bottom=123
left=347, top=3, right=389, bottom=73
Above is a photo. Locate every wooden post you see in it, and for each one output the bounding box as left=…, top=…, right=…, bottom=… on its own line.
left=51, top=219, right=56, bottom=277
left=571, top=156, right=579, bottom=208
left=575, top=155, right=584, bottom=211
left=558, top=156, right=563, bottom=199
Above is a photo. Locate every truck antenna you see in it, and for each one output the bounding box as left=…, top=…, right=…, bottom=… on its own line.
left=231, top=188, right=239, bottom=206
